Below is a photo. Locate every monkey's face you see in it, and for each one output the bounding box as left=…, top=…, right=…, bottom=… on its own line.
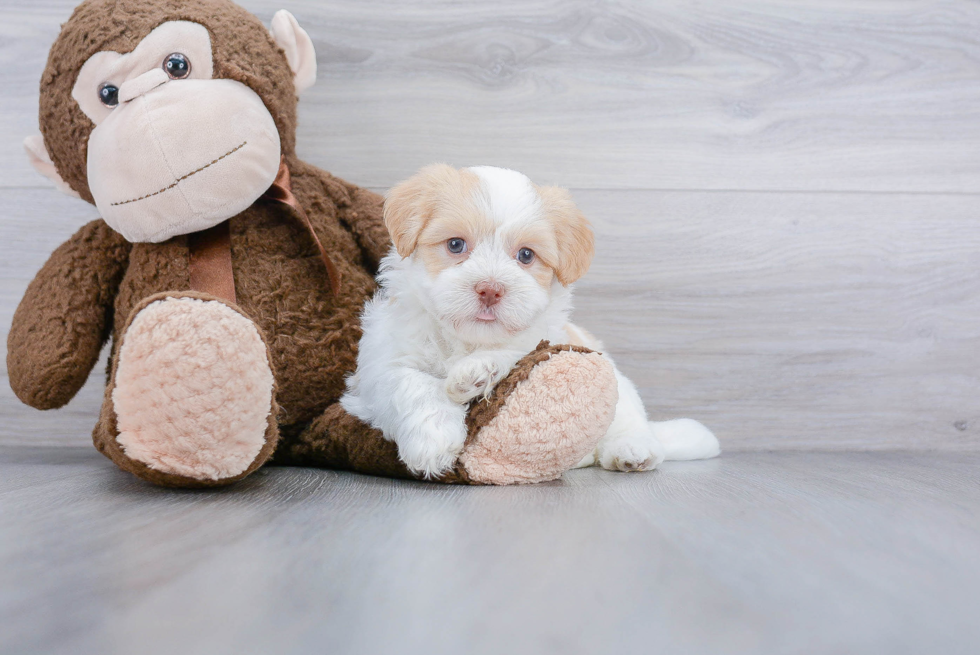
left=71, top=21, right=282, bottom=243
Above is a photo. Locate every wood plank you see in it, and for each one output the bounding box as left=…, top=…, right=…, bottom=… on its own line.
left=2, top=0, right=980, bottom=192
left=598, top=451, right=980, bottom=655
left=2, top=187, right=977, bottom=451
left=571, top=189, right=980, bottom=451
left=2, top=448, right=978, bottom=654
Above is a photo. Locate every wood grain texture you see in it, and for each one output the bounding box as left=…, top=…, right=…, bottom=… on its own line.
left=572, top=189, right=980, bottom=451
left=1, top=0, right=979, bottom=450
left=2, top=448, right=979, bottom=655
left=3, top=188, right=977, bottom=450
left=2, top=0, right=980, bottom=191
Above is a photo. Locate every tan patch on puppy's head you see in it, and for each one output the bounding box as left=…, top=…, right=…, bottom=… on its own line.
left=536, top=185, right=594, bottom=285
left=384, top=164, right=483, bottom=259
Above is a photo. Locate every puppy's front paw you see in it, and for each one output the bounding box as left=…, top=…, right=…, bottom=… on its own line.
left=445, top=356, right=503, bottom=404
left=596, top=429, right=666, bottom=472
left=396, top=405, right=468, bottom=479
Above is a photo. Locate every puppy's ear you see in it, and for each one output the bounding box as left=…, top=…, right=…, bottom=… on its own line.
left=538, top=186, right=594, bottom=285
left=384, top=164, right=460, bottom=258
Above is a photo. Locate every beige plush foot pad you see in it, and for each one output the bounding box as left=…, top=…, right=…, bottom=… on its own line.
left=113, top=297, right=275, bottom=481
left=459, top=344, right=619, bottom=485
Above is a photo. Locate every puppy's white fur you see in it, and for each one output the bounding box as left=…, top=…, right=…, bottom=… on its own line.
left=341, top=164, right=720, bottom=478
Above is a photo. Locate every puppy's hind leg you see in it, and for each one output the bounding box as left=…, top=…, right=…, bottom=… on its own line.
left=594, top=369, right=666, bottom=472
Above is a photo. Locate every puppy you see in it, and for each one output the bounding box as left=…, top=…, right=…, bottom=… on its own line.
left=341, top=164, right=719, bottom=478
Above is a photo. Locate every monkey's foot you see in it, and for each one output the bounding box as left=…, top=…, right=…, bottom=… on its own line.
left=457, top=342, right=619, bottom=485
left=111, top=294, right=277, bottom=485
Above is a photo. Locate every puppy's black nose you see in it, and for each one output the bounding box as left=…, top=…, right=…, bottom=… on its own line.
left=475, top=281, right=505, bottom=307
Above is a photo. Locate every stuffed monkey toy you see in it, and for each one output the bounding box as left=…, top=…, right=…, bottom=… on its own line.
left=8, top=0, right=619, bottom=487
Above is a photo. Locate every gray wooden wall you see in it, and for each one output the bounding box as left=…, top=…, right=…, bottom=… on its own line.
left=2, top=0, right=978, bottom=451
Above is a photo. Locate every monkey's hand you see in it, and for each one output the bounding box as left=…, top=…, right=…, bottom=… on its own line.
left=7, top=220, right=131, bottom=409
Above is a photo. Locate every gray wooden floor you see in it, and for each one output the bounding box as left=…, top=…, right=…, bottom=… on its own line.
left=2, top=447, right=979, bottom=655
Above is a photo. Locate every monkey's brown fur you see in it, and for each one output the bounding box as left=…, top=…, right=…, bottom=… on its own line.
left=8, top=0, right=614, bottom=487
left=40, top=0, right=302, bottom=204
left=10, top=0, right=409, bottom=487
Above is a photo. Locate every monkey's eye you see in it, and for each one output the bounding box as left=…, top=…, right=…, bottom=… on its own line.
left=98, top=83, right=119, bottom=107
left=447, top=238, right=467, bottom=254
left=164, top=53, right=191, bottom=79
left=517, top=248, right=535, bottom=265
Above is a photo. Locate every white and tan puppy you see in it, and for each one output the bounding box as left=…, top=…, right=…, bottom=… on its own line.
left=341, top=164, right=720, bottom=478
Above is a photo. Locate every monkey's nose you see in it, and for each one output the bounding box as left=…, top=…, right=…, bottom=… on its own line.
left=475, top=281, right=505, bottom=307
left=118, top=68, right=170, bottom=104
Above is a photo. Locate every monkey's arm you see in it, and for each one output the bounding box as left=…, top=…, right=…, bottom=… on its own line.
left=7, top=220, right=131, bottom=410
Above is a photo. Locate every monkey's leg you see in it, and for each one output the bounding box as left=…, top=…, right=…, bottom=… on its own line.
left=274, top=342, right=618, bottom=485
left=93, top=292, right=279, bottom=487
left=271, top=403, right=417, bottom=480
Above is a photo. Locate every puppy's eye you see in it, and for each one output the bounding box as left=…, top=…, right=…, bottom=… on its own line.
left=447, top=238, right=467, bottom=254
left=164, top=53, right=191, bottom=79
left=517, top=247, right=535, bottom=265
left=98, top=83, right=119, bottom=107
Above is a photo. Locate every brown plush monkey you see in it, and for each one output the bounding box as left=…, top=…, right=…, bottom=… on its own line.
left=8, top=0, right=619, bottom=487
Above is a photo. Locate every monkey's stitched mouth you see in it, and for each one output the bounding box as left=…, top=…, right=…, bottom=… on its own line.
left=110, top=141, right=248, bottom=207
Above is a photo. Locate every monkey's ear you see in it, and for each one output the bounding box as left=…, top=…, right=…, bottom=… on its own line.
left=270, top=10, right=317, bottom=95
left=24, top=135, right=80, bottom=199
